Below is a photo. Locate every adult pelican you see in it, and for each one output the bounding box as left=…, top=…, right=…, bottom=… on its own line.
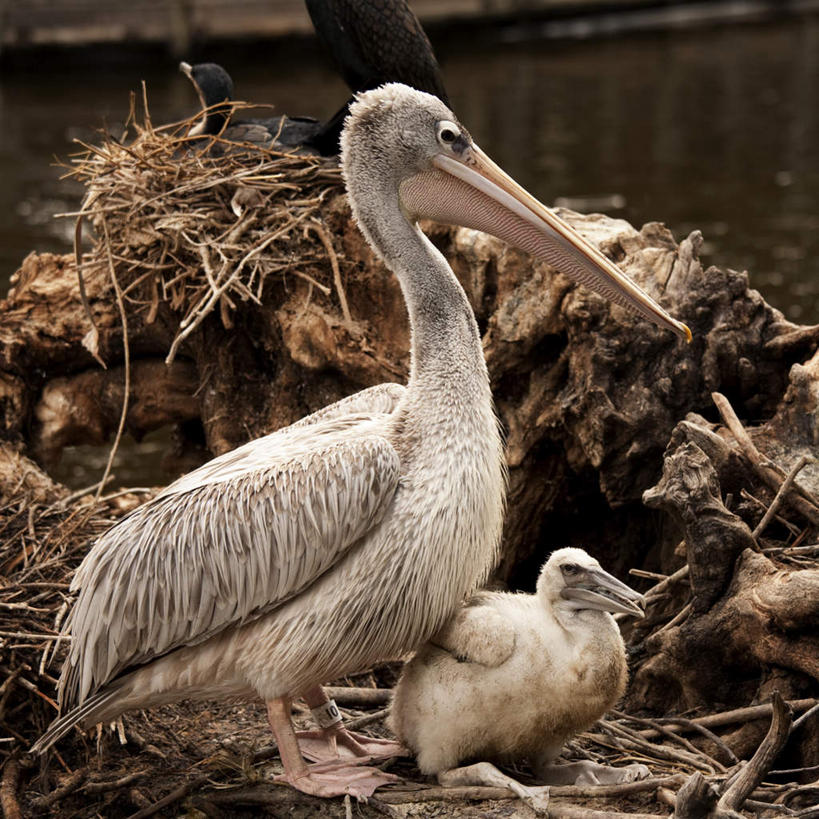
left=33, top=84, right=689, bottom=799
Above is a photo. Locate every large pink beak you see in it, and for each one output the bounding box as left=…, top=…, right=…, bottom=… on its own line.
left=399, top=143, right=691, bottom=342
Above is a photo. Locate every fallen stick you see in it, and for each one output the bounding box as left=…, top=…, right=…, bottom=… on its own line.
left=28, top=767, right=87, bottom=810
left=712, top=392, right=819, bottom=526
left=637, top=698, right=816, bottom=739
left=0, top=758, right=22, bottom=819
left=791, top=700, right=819, bottom=732
left=653, top=716, right=739, bottom=765
left=83, top=770, right=148, bottom=794
left=538, top=805, right=666, bottom=819
left=752, top=454, right=815, bottom=539
left=717, top=691, right=792, bottom=815
left=610, top=710, right=727, bottom=772
left=125, top=773, right=209, bottom=819
left=379, top=787, right=666, bottom=817
left=672, top=771, right=719, bottom=817
left=643, top=564, right=690, bottom=600
left=380, top=775, right=682, bottom=802
left=594, top=720, right=714, bottom=773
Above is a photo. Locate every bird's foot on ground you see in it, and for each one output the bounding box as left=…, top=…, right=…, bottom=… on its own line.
left=438, top=762, right=550, bottom=816
left=538, top=760, right=651, bottom=785
left=275, top=757, right=402, bottom=798
left=572, top=761, right=651, bottom=785
left=509, top=785, right=549, bottom=815
left=297, top=727, right=408, bottom=762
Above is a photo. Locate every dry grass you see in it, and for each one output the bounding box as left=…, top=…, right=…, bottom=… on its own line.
left=0, top=459, right=150, bottom=764
left=62, top=92, right=346, bottom=364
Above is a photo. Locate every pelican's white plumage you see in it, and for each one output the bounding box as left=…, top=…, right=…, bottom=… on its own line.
left=34, top=84, right=687, bottom=796
left=390, top=547, right=649, bottom=804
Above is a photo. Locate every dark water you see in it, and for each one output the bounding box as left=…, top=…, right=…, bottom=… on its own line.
left=2, top=16, right=819, bottom=486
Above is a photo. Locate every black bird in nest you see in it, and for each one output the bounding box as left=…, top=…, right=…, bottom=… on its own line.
left=180, top=0, right=449, bottom=155
left=179, top=62, right=324, bottom=150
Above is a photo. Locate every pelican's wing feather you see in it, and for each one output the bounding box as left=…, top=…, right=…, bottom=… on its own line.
left=60, top=411, right=401, bottom=710
left=431, top=592, right=517, bottom=667
left=287, top=382, right=405, bottom=430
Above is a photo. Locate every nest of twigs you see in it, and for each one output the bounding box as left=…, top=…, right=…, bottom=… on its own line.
left=0, top=446, right=150, bottom=762
left=64, top=93, right=347, bottom=364
left=2, top=454, right=818, bottom=818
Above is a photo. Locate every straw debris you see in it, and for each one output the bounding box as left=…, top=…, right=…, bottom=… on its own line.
left=62, top=97, right=346, bottom=364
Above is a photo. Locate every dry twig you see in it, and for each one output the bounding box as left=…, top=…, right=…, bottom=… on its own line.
left=125, top=773, right=210, bottom=819
left=95, top=216, right=131, bottom=502
left=0, top=758, right=21, bottom=819
left=753, top=454, right=816, bottom=539
left=716, top=691, right=792, bottom=815
left=712, top=392, right=819, bottom=526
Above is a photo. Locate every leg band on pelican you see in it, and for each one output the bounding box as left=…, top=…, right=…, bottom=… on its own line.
left=311, top=699, right=343, bottom=729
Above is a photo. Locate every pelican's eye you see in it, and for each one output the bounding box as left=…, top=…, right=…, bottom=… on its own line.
left=436, top=120, right=460, bottom=147
left=561, top=564, right=580, bottom=577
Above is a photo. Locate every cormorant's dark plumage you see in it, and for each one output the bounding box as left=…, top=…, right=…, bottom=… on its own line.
left=180, top=1, right=448, bottom=155
left=304, top=0, right=449, bottom=153
left=180, top=62, right=322, bottom=150
left=183, top=62, right=234, bottom=136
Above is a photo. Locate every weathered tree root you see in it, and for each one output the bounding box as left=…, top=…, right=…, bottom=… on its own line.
left=634, top=418, right=819, bottom=712
left=33, top=359, right=200, bottom=464
left=673, top=692, right=793, bottom=818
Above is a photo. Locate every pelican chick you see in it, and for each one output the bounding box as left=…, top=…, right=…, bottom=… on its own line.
left=390, top=548, right=649, bottom=811
left=33, top=85, right=687, bottom=800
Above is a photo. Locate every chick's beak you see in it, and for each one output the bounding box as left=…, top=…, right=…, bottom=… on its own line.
left=561, top=567, right=645, bottom=618
left=398, top=142, right=691, bottom=342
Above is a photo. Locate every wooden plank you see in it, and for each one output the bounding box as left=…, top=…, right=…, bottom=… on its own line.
left=0, top=0, right=756, bottom=50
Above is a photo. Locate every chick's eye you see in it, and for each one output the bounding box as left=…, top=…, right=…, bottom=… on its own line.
left=440, top=129, right=456, bottom=143
left=562, top=564, right=579, bottom=576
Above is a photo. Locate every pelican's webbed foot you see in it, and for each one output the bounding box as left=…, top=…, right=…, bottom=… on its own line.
left=297, top=684, right=408, bottom=762
left=275, top=757, right=401, bottom=798
left=297, top=726, right=408, bottom=762
left=267, top=695, right=402, bottom=799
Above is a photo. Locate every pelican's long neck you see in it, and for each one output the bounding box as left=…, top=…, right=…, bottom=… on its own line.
left=360, top=197, right=485, bottom=390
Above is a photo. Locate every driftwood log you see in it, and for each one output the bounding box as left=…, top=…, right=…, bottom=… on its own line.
left=2, top=160, right=819, bottom=814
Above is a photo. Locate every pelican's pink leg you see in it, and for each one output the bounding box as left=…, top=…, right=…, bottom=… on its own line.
left=266, top=697, right=400, bottom=798
left=295, top=685, right=408, bottom=762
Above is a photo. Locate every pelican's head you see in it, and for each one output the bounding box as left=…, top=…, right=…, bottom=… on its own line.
left=537, top=547, right=645, bottom=618
left=341, top=83, right=691, bottom=341
left=180, top=61, right=234, bottom=136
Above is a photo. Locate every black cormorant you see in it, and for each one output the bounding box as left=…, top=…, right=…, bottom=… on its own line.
left=305, top=0, right=449, bottom=153
left=179, top=1, right=449, bottom=155
left=179, top=62, right=323, bottom=149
